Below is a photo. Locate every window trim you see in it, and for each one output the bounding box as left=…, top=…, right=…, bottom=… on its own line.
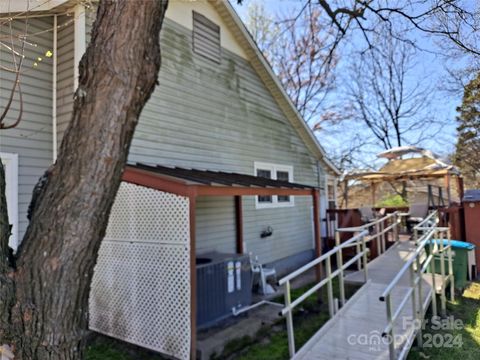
left=254, top=162, right=295, bottom=209
left=0, top=153, right=18, bottom=251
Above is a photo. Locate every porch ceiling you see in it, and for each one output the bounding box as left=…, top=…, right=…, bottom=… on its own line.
left=122, top=163, right=316, bottom=197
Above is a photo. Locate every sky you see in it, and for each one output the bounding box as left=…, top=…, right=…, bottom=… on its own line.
left=230, top=0, right=464, bottom=169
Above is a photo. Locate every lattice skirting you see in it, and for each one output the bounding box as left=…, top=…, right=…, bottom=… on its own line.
left=89, top=182, right=191, bottom=360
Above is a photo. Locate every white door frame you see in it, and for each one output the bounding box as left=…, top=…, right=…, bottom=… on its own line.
left=0, top=153, right=19, bottom=251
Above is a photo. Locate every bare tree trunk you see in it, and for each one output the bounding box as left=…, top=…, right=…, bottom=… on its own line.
left=0, top=1, right=168, bottom=359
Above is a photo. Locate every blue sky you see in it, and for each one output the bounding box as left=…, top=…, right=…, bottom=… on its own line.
left=230, top=0, right=462, bottom=167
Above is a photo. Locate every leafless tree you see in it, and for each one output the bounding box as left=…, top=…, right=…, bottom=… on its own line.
left=302, top=1, right=478, bottom=57
left=345, top=29, right=447, bottom=200
left=0, top=8, right=28, bottom=129
left=347, top=32, right=439, bottom=151
left=245, top=2, right=339, bottom=128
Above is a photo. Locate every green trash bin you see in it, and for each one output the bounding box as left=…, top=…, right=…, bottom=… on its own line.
left=426, top=239, right=476, bottom=289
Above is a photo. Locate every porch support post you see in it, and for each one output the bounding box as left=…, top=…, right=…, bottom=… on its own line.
left=444, top=174, right=451, bottom=205
left=344, top=179, right=349, bottom=208
left=457, top=176, right=464, bottom=201
left=313, top=189, right=322, bottom=282
left=235, top=196, right=244, bottom=254
left=189, top=195, right=197, bottom=359
left=371, top=182, right=377, bottom=207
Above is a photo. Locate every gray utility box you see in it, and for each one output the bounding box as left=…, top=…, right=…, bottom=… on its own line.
left=196, top=252, right=252, bottom=329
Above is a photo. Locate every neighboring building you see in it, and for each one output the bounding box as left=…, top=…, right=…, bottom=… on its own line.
left=0, top=1, right=339, bottom=359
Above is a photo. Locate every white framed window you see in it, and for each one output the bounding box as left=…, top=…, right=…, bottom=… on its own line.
left=254, top=162, right=294, bottom=209
left=0, top=153, right=18, bottom=251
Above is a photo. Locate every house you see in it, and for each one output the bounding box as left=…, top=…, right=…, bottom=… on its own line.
left=0, top=1, right=339, bottom=359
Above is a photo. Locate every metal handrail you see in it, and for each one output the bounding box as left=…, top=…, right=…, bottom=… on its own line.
left=336, top=211, right=399, bottom=233
left=278, top=231, right=368, bottom=286
left=413, top=210, right=439, bottom=231
left=278, top=211, right=405, bottom=358
left=336, top=211, right=404, bottom=258
left=379, top=230, right=436, bottom=301
left=379, top=217, right=455, bottom=360
left=278, top=229, right=369, bottom=357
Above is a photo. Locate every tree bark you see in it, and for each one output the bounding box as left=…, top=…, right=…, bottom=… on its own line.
left=0, top=1, right=168, bottom=358
left=0, top=160, right=15, bottom=345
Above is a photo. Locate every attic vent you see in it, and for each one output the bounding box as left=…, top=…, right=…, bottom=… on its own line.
left=193, top=11, right=221, bottom=63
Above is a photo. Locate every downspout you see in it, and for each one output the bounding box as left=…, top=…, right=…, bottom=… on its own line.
left=52, top=14, right=57, bottom=161
left=316, top=161, right=322, bottom=249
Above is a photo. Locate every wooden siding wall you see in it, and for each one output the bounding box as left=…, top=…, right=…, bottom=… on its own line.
left=56, top=15, right=74, bottom=148
left=0, top=18, right=54, bottom=239
left=125, top=19, right=321, bottom=264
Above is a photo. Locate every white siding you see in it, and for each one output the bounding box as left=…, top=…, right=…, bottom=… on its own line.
left=126, top=19, right=320, bottom=264
left=55, top=15, right=74, bottom=148
left=0, top=18, right=54, bottom=239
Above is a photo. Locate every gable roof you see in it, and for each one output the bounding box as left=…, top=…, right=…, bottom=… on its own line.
left=212, top=1, right=340, bottom=176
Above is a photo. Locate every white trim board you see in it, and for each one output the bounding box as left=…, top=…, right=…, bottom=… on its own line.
left=0, top=153, right=19, bottom=251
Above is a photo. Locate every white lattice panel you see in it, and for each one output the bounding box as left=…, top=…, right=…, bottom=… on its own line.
left=106, top=182, right=190, bottom=244
left=89, top=182, right=191, bottom=360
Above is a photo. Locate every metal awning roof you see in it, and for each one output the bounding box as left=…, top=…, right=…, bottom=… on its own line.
left=122, top=163, right=317, bottom=197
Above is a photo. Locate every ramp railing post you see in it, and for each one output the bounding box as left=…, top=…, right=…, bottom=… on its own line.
left=447, top=229, right=455, bottom=302
left=284, top=280, right=295, bottom=357
left=356, top=240, right=362, bottom=270
left=375, top=222, right=381, bottom=255
left=362, top=234, right=369, bottom=282
left=380, top=220, right=386, bottom=254
left=326, top=257, right=335, bottom=318
left=392, top=213, right=398, bottom=244
left=335, top=231, right=346, bottom=306
left=385, top=294, right=396, bottom=360
left=415, top=252, right=424, bottom=347
left=429, top=235, right=438, bottom=318
left=438, top=229, right=447, bottom=317
left=409, top=264, right=422, bottom=347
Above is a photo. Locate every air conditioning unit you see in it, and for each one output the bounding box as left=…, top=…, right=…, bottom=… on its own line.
left=196, top=252, right=252, bottom=329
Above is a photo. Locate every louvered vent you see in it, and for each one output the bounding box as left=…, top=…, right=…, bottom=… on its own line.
left=193, top=11, right=221, bottom=63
